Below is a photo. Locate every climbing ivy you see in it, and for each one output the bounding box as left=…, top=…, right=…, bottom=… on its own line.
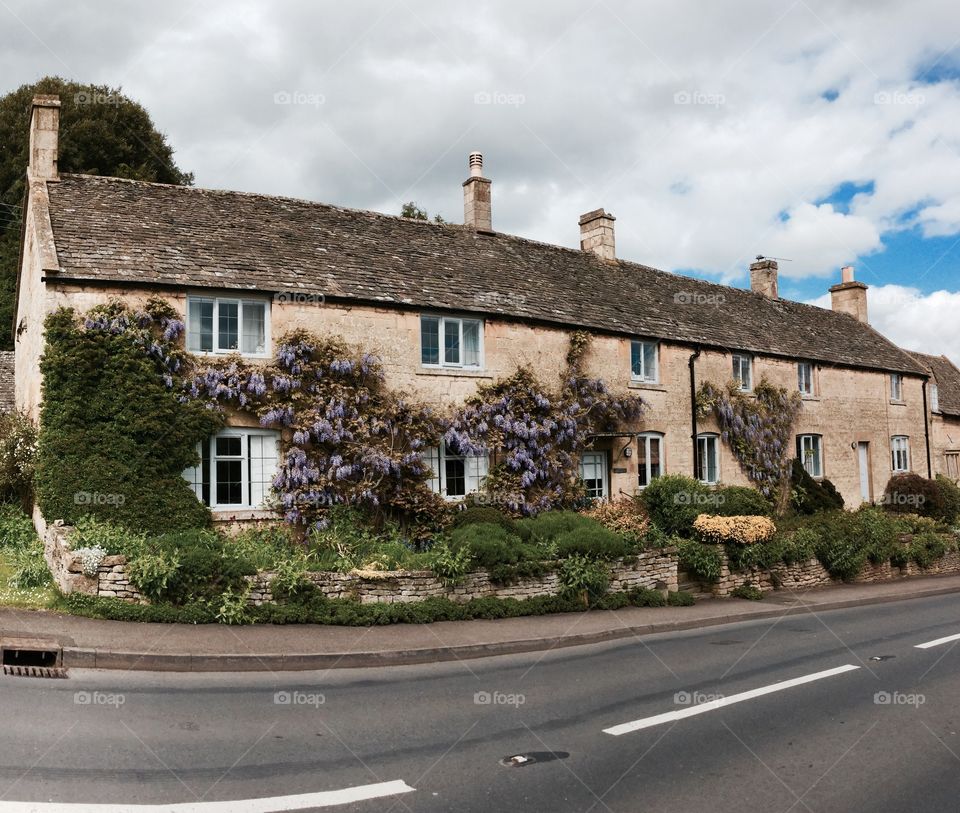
left=697, top=378, right=801, bottom=501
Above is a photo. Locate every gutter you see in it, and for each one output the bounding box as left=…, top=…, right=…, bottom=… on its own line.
left=922, top=379, right=933, bottom=478
left=689, top=346, right=701, bottom=480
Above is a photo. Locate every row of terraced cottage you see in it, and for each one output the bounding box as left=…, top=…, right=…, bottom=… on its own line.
left=11, top=95, right=960, bottom=536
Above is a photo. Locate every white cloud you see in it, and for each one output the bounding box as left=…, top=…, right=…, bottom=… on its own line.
left=808, top=285, right=960, bottom=365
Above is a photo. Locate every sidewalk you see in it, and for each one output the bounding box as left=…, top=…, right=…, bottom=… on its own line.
left=3, top=574, right=960, bottom=672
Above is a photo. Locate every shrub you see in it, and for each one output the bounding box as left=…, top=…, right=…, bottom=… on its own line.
left=640, top=475, right=712, bottom=536
left=449, top=523, right=524, bottom=568
left=515, top=511, right=603, bottom=544
left=731, top=582, right=764, bottom=600
left=70, top=515, right=144, bottom=556
left=216, top=586, right=251, bottom=625
left=553, top=525, right=632, bottom=560
left=677, top=539, right=723, bottom=582
left=230, top=524, right=300, bottom=572
left=450, top=505, right=517, bottom=534
left=557, top=554, right=609, bottom=604
left=36, top=306, right=221, bottom=534
left=908, top=531, right=951, bottom=568
left=581, top=498, right=649, bottom=541
left=804, top=511, right=866, bottom=581
left=668, top=590, right=696, bottom=607
left=713, top=486, right=774, bottom=517
left=0, top=411, right=37, bottom=506
left=882, top=473, right=944, bottom=520
left=270, top=556, right=315, bottom=602
left=855, top=506, right=899, bottom=564
left=125, top=548, right=181, bottom=601
left=935, top=475, right=960, bottom=525
left=425, top=539, right=472, bottom=586
left=10, top=545, right=51, bottom=588
left=0, top=504, right=38, bottom=550
left=692, top=514, right=777, bottom=545
left=779, top=526, right=818, bottom=564
left=790, top=459, right=844, bottom=514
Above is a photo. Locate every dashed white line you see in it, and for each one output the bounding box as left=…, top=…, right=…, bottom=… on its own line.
left=0, top=780, right=416, bottom=812
left=603, top=664, right=862, bottom=736
left=915, top=632, right=960, bottom=650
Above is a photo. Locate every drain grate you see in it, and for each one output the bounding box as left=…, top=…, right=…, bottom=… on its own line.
left=2, top=664, right=66, bottom=678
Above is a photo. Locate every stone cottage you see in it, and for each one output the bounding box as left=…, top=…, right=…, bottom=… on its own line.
left=13, top=95, right=935, bottom=528
left=907, top=351, right=960, bottom=481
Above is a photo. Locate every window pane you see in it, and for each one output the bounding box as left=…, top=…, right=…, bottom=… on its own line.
left=631, top=342, right=642, bottom=378
left=218, top=302, right=239, bottom=351
left=465, top=453, right=488, bottom=493
left=421, top=317, right=440, bottom=365
left=240, top=302, right=266, bottom=354
left=649, top=437, right=661, bottom=479
left=444, top=458, right=466, bottom=496
left=216, top=460, right=243, bottom=505
left=643, top=343, right=657, bottom=381
left=463, top=321, right=480, bottom=367
left=444, top=319, right=461, bottom=365
left=188, top=299, right=214, bottom=352
left=248, top=434, right=278, bottom=508
left=216, top=436, right=243, bottom=457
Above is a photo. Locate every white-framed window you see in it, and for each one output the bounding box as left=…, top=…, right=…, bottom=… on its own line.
left=931, top=384, right=940, bottom=413
left=797, top=434, right=823, bottom=478
left=798, top=362, right=814, bottom=396
left=420, top=315, right=483, bottom=368
left=637, top=432, right=664, bottom=488
left=630, top=340, right=659, bottom=383
left=732, top=353, right=752, bottom=391
left=580, top=452, right=608, bottom=500
left=891, top=435, right=910, bottom=473
left=890, top=373, right=903, bottom=402
left=183, top=429, right=280, bottom=509
left=697, top=434, right=720, bottom=484
left=187, top=296, right=269, bottom=356
left=425, top=444, right=488, bottom=499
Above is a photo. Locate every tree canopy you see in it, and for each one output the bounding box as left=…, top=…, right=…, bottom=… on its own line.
left=0, top=76, right=193, bottom=348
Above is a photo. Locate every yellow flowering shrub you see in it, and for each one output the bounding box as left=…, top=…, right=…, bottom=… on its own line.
left=693, top=514, right=777, bottom=545
left=582, top=498, right=649, bottom=541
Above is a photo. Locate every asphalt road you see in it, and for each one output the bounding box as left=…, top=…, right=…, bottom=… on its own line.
left=2, top=593, right=960, bottom=812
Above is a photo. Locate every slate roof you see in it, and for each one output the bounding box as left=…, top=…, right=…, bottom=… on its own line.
left=43, top=173, right=926, bottom=376
left=907, top=351, right=960, bottom=416
left=0, top=351, right=15, bottom=412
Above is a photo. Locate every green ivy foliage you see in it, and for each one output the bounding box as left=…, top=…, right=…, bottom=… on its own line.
left=35, top=304, right=222, bottom=534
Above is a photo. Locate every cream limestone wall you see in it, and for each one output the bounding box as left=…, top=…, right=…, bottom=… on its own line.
left=926, top=412, right=960, bottom=480
left=21, top=272, right=930, bottom=510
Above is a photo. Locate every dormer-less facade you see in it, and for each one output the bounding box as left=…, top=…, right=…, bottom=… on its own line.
left=14, top=96, right=932, bottom=523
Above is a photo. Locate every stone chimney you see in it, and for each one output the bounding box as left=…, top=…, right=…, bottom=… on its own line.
left=29, top=95, right=61, bottom=181
left=749, top=257, right=779, bottom=299
left=579, top=208, right=616, bottom=261
left=829, top=265, right=868, bottom=323
left=463, top=151, right=492, bottom=231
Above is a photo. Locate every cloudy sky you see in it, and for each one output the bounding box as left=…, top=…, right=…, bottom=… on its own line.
left=2, top=0, right=959, bottom=361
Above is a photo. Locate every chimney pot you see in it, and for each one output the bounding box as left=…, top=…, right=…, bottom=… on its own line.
left=579, top=208, right=616, bottom=261
left=463, top=151, right=492, bottom=230
left=28, top=94, right=61, bottom=181
left=749, top=257, right=779, bottom=299
left=829, top=265, right=869, bottom=323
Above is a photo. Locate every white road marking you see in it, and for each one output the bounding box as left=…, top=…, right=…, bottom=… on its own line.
left=915, top=632, right=960, bottom=650
left=0, top=780, right=415, bottom=812
left=603, top=664, right=862, bottom=736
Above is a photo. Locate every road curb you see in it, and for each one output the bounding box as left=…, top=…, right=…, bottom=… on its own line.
left=58, top=580, right=960, bottom=672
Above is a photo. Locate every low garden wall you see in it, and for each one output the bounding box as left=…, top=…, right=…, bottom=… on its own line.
left=710, top=544, right=960, bottom=596
left=42, top=521, right=679, bottom=606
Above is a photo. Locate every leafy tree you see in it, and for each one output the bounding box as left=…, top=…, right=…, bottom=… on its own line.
left=0, top=76, right=193, bottom=348
left=400, top=200, right=446, bottom=224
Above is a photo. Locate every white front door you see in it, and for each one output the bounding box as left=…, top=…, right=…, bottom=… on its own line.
left=580, top=452, right=608, bottom=500
left=857, top=442, right=871, bottom=502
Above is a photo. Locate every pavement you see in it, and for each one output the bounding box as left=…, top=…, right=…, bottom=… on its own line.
left=2, top=572, right=960, bottom=672
left=2, top=590, right=960, bottom=811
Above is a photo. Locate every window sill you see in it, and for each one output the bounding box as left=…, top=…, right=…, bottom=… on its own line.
left=211, top=509, right=279, bottom=522
left=889, top=400, right=906, bottom=406
left=801, top=395, right=821, bottom=402
left=628, top=381, right=666, bottom=392
left=417, top=368, right=493, bottom=379
left=189, top=350, right=271, bottom=360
